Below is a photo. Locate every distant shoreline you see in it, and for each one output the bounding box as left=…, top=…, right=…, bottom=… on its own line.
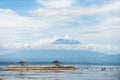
left=0, top=62, right=120, bottom=66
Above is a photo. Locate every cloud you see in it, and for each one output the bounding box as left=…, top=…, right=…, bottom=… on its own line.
left=79, top=29, right=120, bottom=47
left=30, top=0, right=120, bottom=17
left=0, top=8, right=27, bottom=28
left=79, top=15, right=120, bottom=35
left=0, top=8, right=51, bottom=29
left=29, top=0, right=120, bottom=42
left=2, top=36, right=69, bottom=48
left=37, top=0, right=74, bottom=8
left=2, top=36, right=120, bottom=54
left=80, top=31, right=101, bottom=34
left=0, top=9, right=21, bottom=28
left=29, top=0, right=120, bottom=39
left=0, top=8, right=55, bottom=43
left=0, top=0, right=120, bottom=54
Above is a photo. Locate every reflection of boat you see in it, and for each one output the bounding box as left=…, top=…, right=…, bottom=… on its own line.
left=3, top=65, right=76, bottom=70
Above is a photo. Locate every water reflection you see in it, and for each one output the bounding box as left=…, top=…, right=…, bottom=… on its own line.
left=19, top=71, right=25, bottom=77
left=53, top=71, right=60, bottom=80
left=0, top=65, right=120, bottom=80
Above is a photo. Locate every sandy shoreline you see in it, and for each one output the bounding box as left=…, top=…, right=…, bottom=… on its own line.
left=3, top=65, right=76, bottom=71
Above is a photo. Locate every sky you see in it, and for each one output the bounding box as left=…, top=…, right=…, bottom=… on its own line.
left=0, top=0, right=120, bottom=55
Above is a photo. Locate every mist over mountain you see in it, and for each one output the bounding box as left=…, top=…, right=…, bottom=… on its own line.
left=52, top=38, right=81, bottom=45
left=0, top=38, right=119, bottom=65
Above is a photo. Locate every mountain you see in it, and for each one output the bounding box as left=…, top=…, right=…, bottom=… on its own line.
left=52, top=38, right=81, bottom=44
left=0, top=49, right=120, bottom=64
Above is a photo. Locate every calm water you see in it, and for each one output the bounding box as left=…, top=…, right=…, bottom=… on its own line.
left=0, top=63, right=120, bottom=80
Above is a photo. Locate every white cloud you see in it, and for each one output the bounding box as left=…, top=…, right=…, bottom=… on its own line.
left=29, top=0, right=120, bottom=38
left=2, top=36, right=120, bottom=54
left=0, top=9, right=22, bottom=27
left=78, top=15, right=120, bottom=45
left=0, top=0, right=120, bottom=54
left=0, top=8, right=16, bottom=15
left=85, top=0, right=120, bottom=15
left=37, top=0, right=74, bottom=8
left=30, top=0, right=120, bottom=17
left=2, top=35, right=70, bottom=48
left=0, top=8, right=55, bottom=43
left=0, top=8, right=51, bottom=29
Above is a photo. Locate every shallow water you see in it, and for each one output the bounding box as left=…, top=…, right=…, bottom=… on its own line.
left=0, top=65, right=120, bottom=80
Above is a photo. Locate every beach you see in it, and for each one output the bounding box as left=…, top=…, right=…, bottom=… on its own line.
left=0, top=63, right=120, bottom=80
left=3, top=65, right=76, bottom=70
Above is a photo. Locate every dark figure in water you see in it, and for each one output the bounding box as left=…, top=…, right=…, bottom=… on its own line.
left=101, top=68, right=106, bottom=71
left=26, top=68, right=28, bottom=71
left=52, top=60, right=60, bottom=66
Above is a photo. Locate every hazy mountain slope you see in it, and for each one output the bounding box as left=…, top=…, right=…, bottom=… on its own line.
left=0, top=49, right=120, bottom=64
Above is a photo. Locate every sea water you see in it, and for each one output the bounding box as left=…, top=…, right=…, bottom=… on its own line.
left=0, top=63, right=120, bottom=80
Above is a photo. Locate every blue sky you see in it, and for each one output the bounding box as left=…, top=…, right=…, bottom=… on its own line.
left=0, top=0, right=38, bottom=15
left=0, top=0, right=120, bottom=54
